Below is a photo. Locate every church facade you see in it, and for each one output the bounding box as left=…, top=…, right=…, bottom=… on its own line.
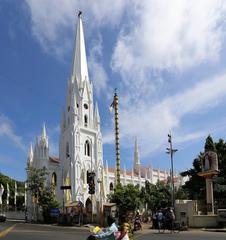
left=26, top=13, right=175, bottom=220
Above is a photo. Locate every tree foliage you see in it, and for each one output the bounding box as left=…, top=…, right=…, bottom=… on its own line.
left=180, top=155, right=206, bottom=200
left=26, top=167, right=59, bottom=222
left=26, top=167, right=48, bottom=200
left=39, top=186, right=60, bottom=222
left=108, top=181, right=173, bottom=215
left=108, top=184, right=143, bottom=214
left=205, top=135, right=216, bottom=152
left=181, top=135, right=226, bottom=203
left=141, top=181, right=171, bottom=211
left=0, top=172, right=25, bottom=209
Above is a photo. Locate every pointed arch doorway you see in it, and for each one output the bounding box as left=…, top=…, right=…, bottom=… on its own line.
left=85, top=198, right=92, bottom=223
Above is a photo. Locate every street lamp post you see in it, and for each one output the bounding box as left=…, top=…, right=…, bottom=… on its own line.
left=166, top=133, right=178, bottom=210
left=97, top=178, right=102, bottom=224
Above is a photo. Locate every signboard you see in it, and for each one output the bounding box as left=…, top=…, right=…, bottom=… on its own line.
left=50, top=208, right=60, bottom=217
left=60, top=186, right=71, bottom=190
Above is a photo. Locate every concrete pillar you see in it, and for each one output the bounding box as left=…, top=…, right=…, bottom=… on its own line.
left=206, top=178, right=214, bottom=215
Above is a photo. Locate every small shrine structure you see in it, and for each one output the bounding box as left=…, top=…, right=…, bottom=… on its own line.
left=198, top=151, right=219, bottom=214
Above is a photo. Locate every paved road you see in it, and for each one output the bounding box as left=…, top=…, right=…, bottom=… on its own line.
left=1, top=221, right=226, bottom=240
left=1, top=221, right=90, bottom=240
left=135, top=229, right=226, bottom=240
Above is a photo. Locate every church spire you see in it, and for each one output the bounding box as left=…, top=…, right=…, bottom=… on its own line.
left=134, top=136, right=140, bottom=167
left=71, top=11, right=89, bottom=86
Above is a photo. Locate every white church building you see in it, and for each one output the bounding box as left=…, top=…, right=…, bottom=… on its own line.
left=26, top=13, right=181, bottom=221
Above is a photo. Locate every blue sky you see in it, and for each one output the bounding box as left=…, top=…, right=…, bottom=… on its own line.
left=1, top=0, right=226, bottom=181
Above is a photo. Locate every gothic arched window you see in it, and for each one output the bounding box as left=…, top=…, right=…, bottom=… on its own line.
left=84, top=115, right=88, bottom=127
left=85, top=140, right=91, bottom=156
left=110, top=182, right=114, bottom=191
left=52, top=172, right=57, bottom=188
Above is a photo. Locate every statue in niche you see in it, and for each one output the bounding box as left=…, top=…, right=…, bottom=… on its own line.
left=205, top=154, right=210, bottom=170
left=202, top=151, right=218, bottom=172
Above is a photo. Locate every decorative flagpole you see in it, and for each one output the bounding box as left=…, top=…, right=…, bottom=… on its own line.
left=110, top=89, right=121, bottom=185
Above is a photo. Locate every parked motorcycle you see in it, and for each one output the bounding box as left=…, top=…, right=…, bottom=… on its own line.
left=133, top=218, right=142, bottom=231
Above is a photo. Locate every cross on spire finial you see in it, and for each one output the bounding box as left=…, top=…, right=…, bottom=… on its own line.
left=78, top=11, right=82, bottom=17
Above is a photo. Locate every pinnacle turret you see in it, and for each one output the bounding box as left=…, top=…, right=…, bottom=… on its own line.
left=27, top=143, right=33, bottom=167
left=105, top=159, right=109, bottom=173
left=71, top=87, right=78, bottom=114
left=94, top=102, right=100, bottom=128
left=134, top=137, right=140, bottom=172
left=42, top=123, right=47, bottom=139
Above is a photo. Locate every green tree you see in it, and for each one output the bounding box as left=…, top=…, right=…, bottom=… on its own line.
left=181, top=135, right=226, bottom=204
left=204, top=135, right=216, bottom=152
left=141, top=180, right=171, bottom=212
left=175, top=186, right=189, bottom=200
left=180, top=155, right=206, bottom=200
left=26, top=167, right=59, bottom=222
left=108, top=184, right=142, bottom=215
left=39, top=186, right=60, bottom=222
left=0, top=172, right=25, bottom=210
left=215, top=139, right=226, bottom=183
left=213, top=139, right=226, bottom=206
left=26, top=167, right=48, bottom=201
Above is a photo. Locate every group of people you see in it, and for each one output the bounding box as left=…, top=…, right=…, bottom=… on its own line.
left=153, top=207, right=175, bottom=231
left=87, top=215, right=130, bottom=240
left=87, top=208, right=176, bottom=239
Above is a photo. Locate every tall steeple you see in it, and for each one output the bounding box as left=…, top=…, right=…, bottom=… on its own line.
left=134, top=137, right=140, bottom=170
left=71, top=11, right=89, bottom=86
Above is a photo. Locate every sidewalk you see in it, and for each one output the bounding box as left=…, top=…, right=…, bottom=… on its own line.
left=202, top=228, right=226, bottom=232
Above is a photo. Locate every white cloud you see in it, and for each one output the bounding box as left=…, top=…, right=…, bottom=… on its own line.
left=25, top=0, right=226, bottom=81
left=25, top=0, right=226, bottom=160
left=104, top=72, right=226, bottom=157
left=106, top=0, right=226, bottom=157
left=0, top=116, right=26, bottom=152
left=88, top=34, right=109, bottom=96
left=112, top=0, right=226, bottom=75
left=103, top=130, right=114, bottom=145
left=175, top=131, right=207, bottom=144
left=25, top=0, right=76, bottom=57
left=25, top=0, right=128, bottom=58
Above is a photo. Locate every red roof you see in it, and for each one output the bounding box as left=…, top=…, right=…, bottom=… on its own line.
left=106, top=167, right=139, bottom=177
left=49, top=156, right=59, bottom=163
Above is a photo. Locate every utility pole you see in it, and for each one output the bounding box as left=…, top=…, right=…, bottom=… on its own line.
left=110, top=89, right=121, bottom=185
left=166, top=132, right=178, bottom=210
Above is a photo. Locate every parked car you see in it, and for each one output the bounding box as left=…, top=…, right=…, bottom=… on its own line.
left=0, top=213, right=6, bottom=222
